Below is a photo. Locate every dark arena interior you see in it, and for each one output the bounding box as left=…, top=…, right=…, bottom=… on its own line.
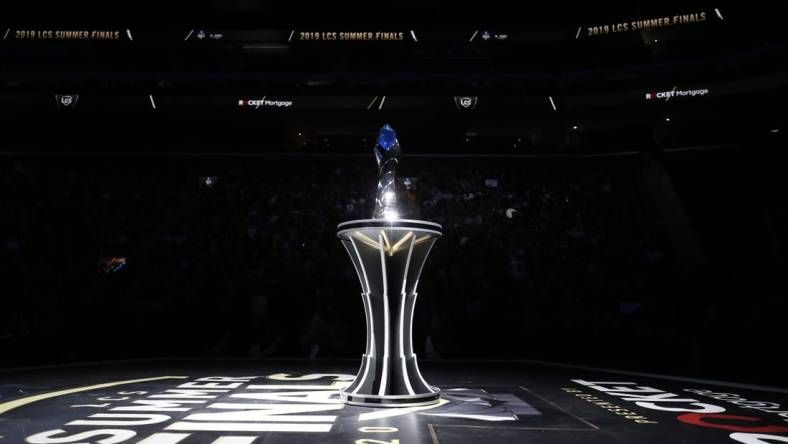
left=1, top=2, right=788, bottom=444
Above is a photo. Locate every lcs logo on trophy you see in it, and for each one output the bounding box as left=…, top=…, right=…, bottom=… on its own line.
left=55, top=94, right=79, bottom=108
left=337, top=124, right=443, bottom=407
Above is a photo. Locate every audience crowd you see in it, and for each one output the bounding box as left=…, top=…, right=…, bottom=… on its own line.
left=1, top=155, right=684, bottom=371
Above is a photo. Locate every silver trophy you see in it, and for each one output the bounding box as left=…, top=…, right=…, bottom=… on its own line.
left=338, top=124, right=442, bottom=407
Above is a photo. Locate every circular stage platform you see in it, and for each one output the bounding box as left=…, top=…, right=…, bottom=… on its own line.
left=1, top=359, right=786, bottom=443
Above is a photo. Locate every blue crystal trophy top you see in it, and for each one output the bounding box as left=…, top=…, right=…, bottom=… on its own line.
left=337, top=124, right=442, bottom=407
left=372, top=124, right=402, bottom=220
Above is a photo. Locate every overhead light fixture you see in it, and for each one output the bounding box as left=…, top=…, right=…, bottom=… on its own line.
left=572, top=125, right=578, bottom=130
left=665, top=117, right=671, bottom=122
left=549, top=96, right=557, bottom=111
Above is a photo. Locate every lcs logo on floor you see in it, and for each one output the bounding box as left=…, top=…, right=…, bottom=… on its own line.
left=573, top=379, right=788, bottom=444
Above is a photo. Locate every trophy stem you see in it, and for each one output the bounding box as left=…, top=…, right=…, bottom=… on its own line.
left=337, top=219, right=442, bottom=407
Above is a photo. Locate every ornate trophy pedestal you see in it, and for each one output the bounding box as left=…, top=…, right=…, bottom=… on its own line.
left=337, top=219, right=442, bottom=407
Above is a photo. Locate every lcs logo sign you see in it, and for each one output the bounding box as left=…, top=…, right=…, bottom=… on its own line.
left=55, top=95, right=79, bottom=108
left=454, top=96, right=478, bottom=110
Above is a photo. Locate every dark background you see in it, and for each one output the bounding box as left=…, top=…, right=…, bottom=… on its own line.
left=1, top=2, right=786, bottom=387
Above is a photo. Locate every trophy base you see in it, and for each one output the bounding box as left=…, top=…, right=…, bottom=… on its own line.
left=339, top=389, right=441, bottom=408
left=337, top=218, right=444, bottom=409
